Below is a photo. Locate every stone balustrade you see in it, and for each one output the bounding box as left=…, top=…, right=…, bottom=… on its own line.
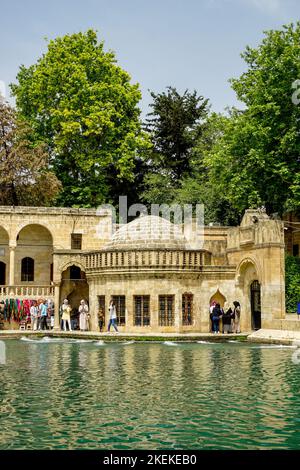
left=85, top=249, right=212, bottom=271
left=0, top=285, right=55, bottom=298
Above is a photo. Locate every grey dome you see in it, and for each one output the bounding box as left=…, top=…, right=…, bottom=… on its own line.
left=105, top=215, right=187, bottom=250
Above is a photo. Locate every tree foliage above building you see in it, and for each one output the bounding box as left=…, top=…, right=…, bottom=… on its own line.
left=11, top=29, right=149, bottom=207
left=0, top=101, right=61, bottom=206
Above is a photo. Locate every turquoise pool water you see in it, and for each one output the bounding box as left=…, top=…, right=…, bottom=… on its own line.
left=0, top=338, right=299, bottom=450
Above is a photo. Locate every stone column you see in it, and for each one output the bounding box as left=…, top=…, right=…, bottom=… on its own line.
left=126, top=293, right=134, bottom=332
left=89, top=282, right=98, bottom=332
left=151, top=294, right=159, bottom=331
left=53, top=283, right=61, bottom=330
left=9, top=245, right=16, bottom=286
left=174, top=293, right=181, bottom=332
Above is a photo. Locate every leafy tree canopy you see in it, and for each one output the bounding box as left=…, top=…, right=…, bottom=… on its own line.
left=142, top=87, right=210, bottom=205
left=144, top=87, right=209, bottom=178
left=11, top=29, right=149, bottom=207
left=204, top=23, right=300, bottom=217
left=0, top=101, right=61, bottom=206
left=285, top=254, right=300, bottom=312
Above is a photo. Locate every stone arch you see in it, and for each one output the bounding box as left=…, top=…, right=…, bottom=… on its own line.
left=0, top=226, right=9, bottom=245
left=236, top=257, right=261, bottom=331
left=236, top=256, right=261, bottom=287
left=60, top=263, right=89, bottom=321
left=16, top=224, right=53, bottom=285
left=59, top=260, right=86, bottom=275
left=209, top=289, right=226, bottom=307
left=16, top=223, right=53, bottom=245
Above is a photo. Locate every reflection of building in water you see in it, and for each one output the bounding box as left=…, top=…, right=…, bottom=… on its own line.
left=0, top=206, right=288, bottom=332
left=246, top=348, right=289, bottom=442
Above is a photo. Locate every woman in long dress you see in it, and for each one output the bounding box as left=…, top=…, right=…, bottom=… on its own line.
left=61, top=299, right=72, bottom=331
left=79, top=299, right=89, bottom=331
left=232, top=301, right=241, bottom=333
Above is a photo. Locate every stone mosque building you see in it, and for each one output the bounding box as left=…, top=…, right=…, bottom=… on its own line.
left=0, top=205, right=287, bottom=333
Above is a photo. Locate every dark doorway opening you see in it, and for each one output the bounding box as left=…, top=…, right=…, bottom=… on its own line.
left=251, top=280, right=261, bottom=330
left=0, top=262, right=5, bottom=285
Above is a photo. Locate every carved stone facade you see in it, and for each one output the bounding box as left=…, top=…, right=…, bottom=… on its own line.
left=0, top=206, right=286, bottom=332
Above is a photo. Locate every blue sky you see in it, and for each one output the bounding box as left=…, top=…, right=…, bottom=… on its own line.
left=1, top=0, right=300, bottom=115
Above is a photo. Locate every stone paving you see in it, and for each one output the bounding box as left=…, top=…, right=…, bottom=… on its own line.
left=248, top=328, right=300, bottom=344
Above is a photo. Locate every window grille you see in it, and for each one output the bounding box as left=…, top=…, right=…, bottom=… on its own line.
left=112, top=295, right=126, bottom=325
left=159, top=295, right=174, bottom=326
left=134, top=296, right=150, bottom=326
left=71, top=233, right=82, bottom=250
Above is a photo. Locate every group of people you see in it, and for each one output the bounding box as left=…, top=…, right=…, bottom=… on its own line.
left=60, top=299, right=90, bottom=332
left=30, top=299, right=54, bottom=331
left=209, top=301, right=241, bottom=334
left=60, top=298, right=118, bottom=333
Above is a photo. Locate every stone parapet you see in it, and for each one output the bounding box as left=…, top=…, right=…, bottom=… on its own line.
left=85, top=249, right=212, bottom=271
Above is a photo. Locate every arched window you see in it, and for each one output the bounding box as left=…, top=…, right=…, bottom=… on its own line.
left=21, top=257, right=34, bottom=282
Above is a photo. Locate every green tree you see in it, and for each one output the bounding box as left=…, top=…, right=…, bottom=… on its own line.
left=175, top=112, right=241, bottom=225
left=11, top=30, right=148, bottom=207
left=205, top=23, right=300, bottom=217
left=0, top=101, right=60, bottom=206
left=142, top=87, right=209, bottom=204
left=285, top=254, right=300, bottom=312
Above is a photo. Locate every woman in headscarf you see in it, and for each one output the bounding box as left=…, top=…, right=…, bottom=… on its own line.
left=212, top=303, right=222, bottom=334
left=222, top=302, right=233, bottom=334
left=209, top=301, right=216, bottom=332
left=79, top=299, right=89, bottom=331
left=61, top=299, right=72, bottom=331
left=232, top=301, right=241, bottom=333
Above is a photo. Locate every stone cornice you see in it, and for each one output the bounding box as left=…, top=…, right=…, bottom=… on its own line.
left=0, top=206, right=110, bottom=217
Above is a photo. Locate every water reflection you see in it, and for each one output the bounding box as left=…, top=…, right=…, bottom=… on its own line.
left=0, top=340, right=299, bottom=449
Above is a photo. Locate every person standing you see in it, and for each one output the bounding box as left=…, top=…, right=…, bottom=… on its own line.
left=222, top=306, right=233, bottom=334
left=107, top=299, right=118, bottom=333
left=47, top=299, right=55, bottom=329
left=61, top=299, right=72, bottom=331
left=79, top=299, right=89, bottom=331
left=232, top=301, right=241, bottom=333
left=39, top=299, right=48, bottom=330
left=209, top=301, right=216, bottom=332
left=212, top=303, right=222, bottom=334
left=30, top=300, right=39, bottom=331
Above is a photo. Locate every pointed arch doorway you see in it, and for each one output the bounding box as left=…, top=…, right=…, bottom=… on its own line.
left=250, top=280, right=261, bottom=330
left=60, top=264, right=89, bottom=329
